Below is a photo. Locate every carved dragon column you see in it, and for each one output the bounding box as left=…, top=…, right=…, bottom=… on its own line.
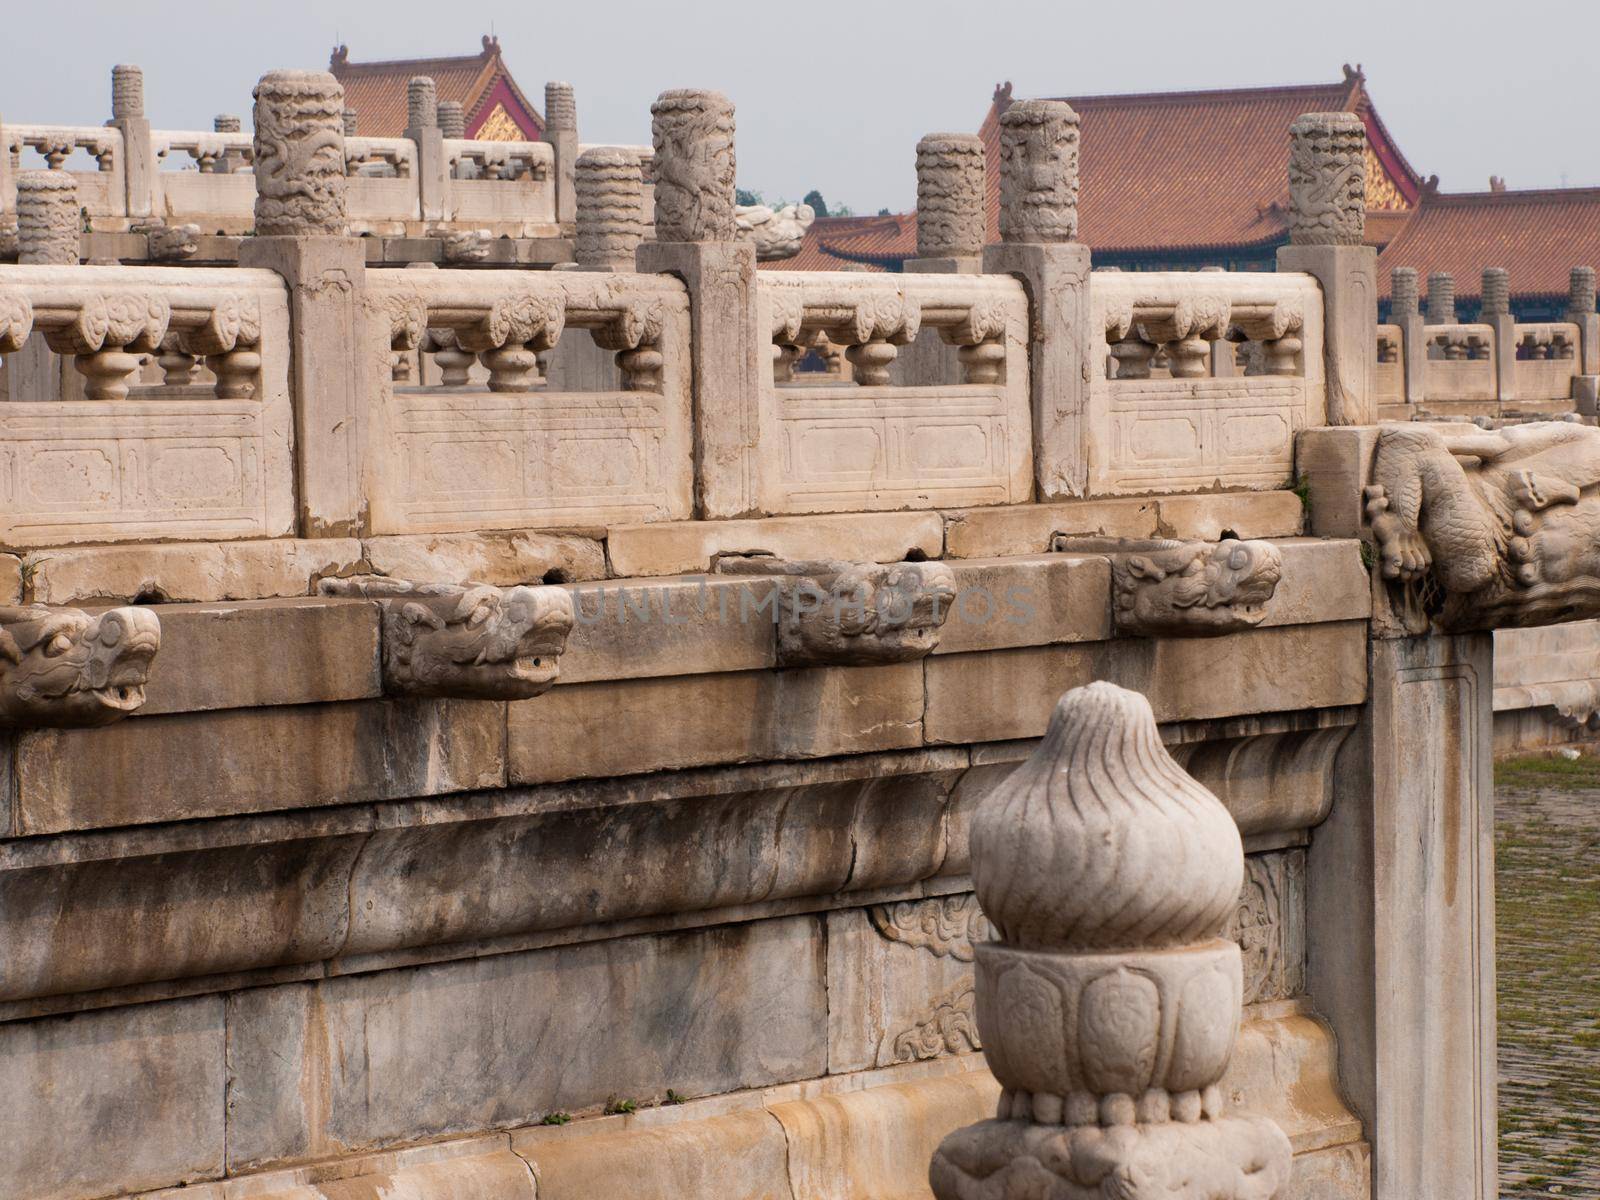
left=1482, top=267, right=1516, bottom=409
left=635, top=88, right=762, bottom=518
left=982, top=98, right=1091, bottom=500
left=1390, top=266, right=1425, bottom=407
left=930, top=681, right=1292, bottom=1199
left=1566, top=267, right=1599, bottom=411
left=1277, top=111, right=1375, bottom=425
left=239, top=69, right=368, bottom=538
left=897, top=132, right=988, bottom=386
left=543, top=81, right=579, bottom=229
left=110, top=63, right=154, bottom=220
left=404, top=76, right=447, bottom=224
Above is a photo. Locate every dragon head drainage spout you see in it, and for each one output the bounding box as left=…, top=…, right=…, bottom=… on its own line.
left=0, top=605, right=161, bottom=726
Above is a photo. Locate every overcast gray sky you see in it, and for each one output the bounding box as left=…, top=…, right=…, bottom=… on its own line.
left=6, top=0, right=1598, bottom=213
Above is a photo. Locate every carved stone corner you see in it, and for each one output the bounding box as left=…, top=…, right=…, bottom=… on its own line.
left=931, top=681, right=1293, bottom=1200
left=0, top=604, right=161, bottom=727
left=1051, top=536, right=1283, bottom=638
left=320, top=575, right=573, bottom=699
left=1363, top=420, right=1600, bottom=634
left=716, top=557, right=956, bottom=667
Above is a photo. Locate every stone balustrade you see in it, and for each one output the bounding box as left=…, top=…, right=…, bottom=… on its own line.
left=0, top=72, right=1542, bottom=1200
left=1375, top=265, right=1600, bottom=418
left=0, top=64, right=576, bottom=242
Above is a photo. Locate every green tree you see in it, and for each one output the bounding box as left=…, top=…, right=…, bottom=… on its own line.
left=735, top=187, right=763, bottom=207
left=802, top=189, right=828, bottom=218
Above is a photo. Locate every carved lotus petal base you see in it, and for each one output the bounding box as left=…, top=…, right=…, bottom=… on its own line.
left=930, top=1114, right=1291, bottom=1200
left=974, top=940, right=1242, bottom=1100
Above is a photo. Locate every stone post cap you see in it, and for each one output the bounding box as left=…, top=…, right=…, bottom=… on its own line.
left=1287, top=111, right=1365, bottom=246
left=916, top=132, right=986, bottom=260
left=407, top=77, right=438, bottom=130
left=111, top=64, right=145, bottom=120
left=970, top=681, right=1243, bottom=952
left=576, top=145, right=642, bottom=169
left=1569, top=266, right=1596, bottom=314
left=214, top=114, right=242, bottom=133
left=251, top=70, right=347, bottom=238
left=998, top=99, right=1080, bottom=244
left=1481, top=267, right=1510, bottom=317
left=649, top=89, right=736, bottom=243
left=17, top=170, right=77, bottom=195
left=917, top=131, right=984, bottom=155
left=1390, top=266, right=1419, bottom=317
left=17, top=170, right=80, bottom=265
left=342, top=108, right=358, bottom=136
left=545, top=82, right=577, bottom=131
left=437, top=100, right=465, bottom=139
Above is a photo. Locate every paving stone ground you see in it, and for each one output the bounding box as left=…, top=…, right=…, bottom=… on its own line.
left=1495, top=756, right=1600, bottom=1198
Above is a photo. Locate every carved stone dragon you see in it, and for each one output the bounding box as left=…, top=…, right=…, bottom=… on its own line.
left=1365, top=421, right=1600, bottom=632
left=718, top=558, right=957, bottom=667
left=321, top=576, right=575, bottom=699
left=1053, top=537, right=1283, bottom=637
left=0, top=605, right=161, bottom=726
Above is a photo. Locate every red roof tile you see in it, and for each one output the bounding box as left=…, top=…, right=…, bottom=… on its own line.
left=329, top=36, right=543, bottom=140
left=1375, top=187, right=1600, bottom=300
left=760, top=215, right=897, bottom=271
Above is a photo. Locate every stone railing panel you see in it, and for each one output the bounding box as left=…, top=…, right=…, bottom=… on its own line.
left=445, top=139, right=556, bottom=234
left=365, top=268, right=693, bottom=533
left=3, top=125, right=124, bottom=222
left=0, top=265, right=293, bottom=546
left=1090, top=270, right=1325, bottom=495
left=1513, top=320, right=1580, bottom=404
left=345, top=136, right=421, bottom=233
left=754, top=271, right=1032, bottom=514
left=1423, top=322, right=1496, bottom=405
left=1375, top=323, right=1403, bottom=406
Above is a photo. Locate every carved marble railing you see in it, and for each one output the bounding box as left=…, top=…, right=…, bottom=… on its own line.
left=1513, top=321, right=1581, bottom=403
left=0, top=265, right=292, bottom=545
left=755, top=272, right=1032, bottom=513
left=2, top=123, right=563, bottom=239
left=1090, top=271, right=1325, bottom=495
left=1375, top=322, right=1403, bottom=404
left=2, top=125, right=124, bottom=221
left=1422, top=322, right=1496, bottom=404
left=366, top=268, right=693, bottom=533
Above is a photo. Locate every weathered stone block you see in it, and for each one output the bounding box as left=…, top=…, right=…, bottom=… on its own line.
left=521, top=1110, right=790, bottom=1200
left=606, top=512, right=944, bottom=578
left=0, top=996, right=225, bottom=1199
left=508, top=664, right=924, bottom=784
left=137, top=597, right=380, bottom=715
left=935, top=556, right=1112, bottom=654
left=0, top=833, right=364, bottom=1002
left=827, top=896, right=987, bottom=1074
left=13, top=698, right=505, bottom=833
left=558, top=575, right=777, bottom=683
left=225, top=918, right=828, bottom=1170
left=363, top=531, right=607, bottom=586
left=771, top=1070, right=1001, bottom=1200
left=24, top=538, right=363, bottom=604
left=924, top=622, right=1367, bottom=745
left=944, top=497, right=1160, bottom=559
left=342, top=767, right=957, bottom=956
